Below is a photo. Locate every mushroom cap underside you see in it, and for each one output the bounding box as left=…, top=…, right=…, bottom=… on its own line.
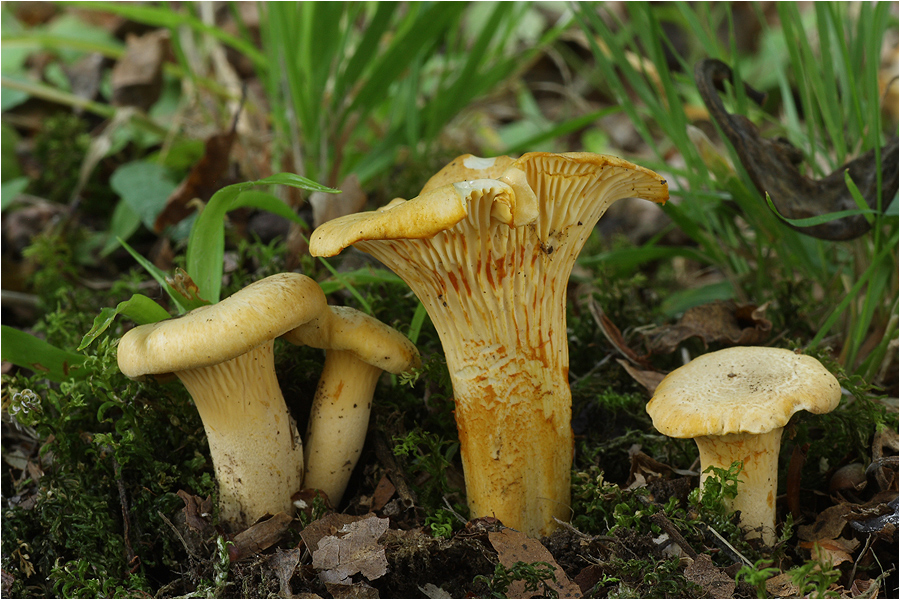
left=309, top=152, right=669, bottom=258
left=646, top=346, right=842, bottom=438
left=117, top=272, right=327, bottom=377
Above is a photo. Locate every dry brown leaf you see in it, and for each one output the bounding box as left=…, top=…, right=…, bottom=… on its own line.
left=646, top=300, right=771, bottom=354
left=799, top=537, right=860, bottom=567
left=300, top=512, right=363, bottom=554
left=798, top=504, right=852, bottom=542
left=487, top=528, right=582, bottom=599
left=111, top=30, right=168, bottom=110
left=176, top=489, right=213, bottom=532
left=371, top=474, right=397, bottom=512
left=153, top=128, right=238, bottom=232
left=588, top=298, right=652, bottom=367
left=267, top=547, right=301, bottom=598
left=683, top=553, right=735, bottom=598
left=311, top=514, right=389, bottom=585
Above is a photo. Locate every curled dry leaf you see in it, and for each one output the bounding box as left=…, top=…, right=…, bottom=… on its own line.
left=646, top=300, right=771, bottom=354
left=695, top=58, right=899, bottom=241
left=799, top=536, right=860, bottom=567
left=153, top=128, right=238, bottom=232
left=111, top=30, right=168, bottom=111
left=267, top=548, right=301, bottom=598
left=616, top=358, right=666, bottom=394
left=176, top=489, right=214, bottom=533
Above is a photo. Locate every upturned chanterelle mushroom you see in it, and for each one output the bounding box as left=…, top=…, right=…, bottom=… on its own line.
left=117, top=273, right=327, bottom=530
left=310, top=152, right=668, bottom=536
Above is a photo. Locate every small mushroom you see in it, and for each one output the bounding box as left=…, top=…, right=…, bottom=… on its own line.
left=646, top=346, right=842, bottom=545
left=310, top=152, right=668, bottom=536
left=117, top=273, right=327, bottom=530
left=283, top=306, right=420, bottom=505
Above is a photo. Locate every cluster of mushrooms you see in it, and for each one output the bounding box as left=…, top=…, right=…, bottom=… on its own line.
left=117, top=151, right=842, bottom=546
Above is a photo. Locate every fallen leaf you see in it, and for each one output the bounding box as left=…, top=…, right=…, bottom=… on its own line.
left=799, top=537, right=859, bottom=567
left=588, top=297, right=652, bottom=367
left=311, top=514, right=389, bottom=585
left=646, top=300, right=771, bottom=354
left=176, top=489, right=213, bottom=532
left=798, top=504, right=852, bottom=542
left=625, top=447, right=674, bottom=490
left=371, top=474, right=397, bottom=512
left=111, top=30, right=168, bottom=111
left=418, top=582, right=452, bottom=598
left=325, top=582, right=380, bottom=599
left=696, top=58, right=899, bottom=241
left=684, top=553, right=735, bottom=598
left=847, top=494, right=899, bottom=535
left=153, top=128, right=238, bottom=232
left=267, top=547, right=301, bottom=598
left=487, top=528, right=582, bottom=599
left=871, top=426, right=899, bottom=492
left=300, top=512, right=363, bottom=554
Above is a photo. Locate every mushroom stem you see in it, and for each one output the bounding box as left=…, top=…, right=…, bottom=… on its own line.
left=302, top=350, right=381, bottom=504
left=694, top=428, right=784, bottom=546
left=177, top=340, right=303, bottom=530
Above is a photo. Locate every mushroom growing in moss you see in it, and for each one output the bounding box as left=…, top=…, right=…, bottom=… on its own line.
left=645, top=346, right=842, bottom=545
left=117, top=273, right=328, bottom=530
left=283, top=305, right=420, bottom=505
left=309, top=152, right=668, bottom=536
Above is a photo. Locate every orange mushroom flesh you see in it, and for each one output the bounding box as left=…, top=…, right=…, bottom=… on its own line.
left=310, top=152, right=668, bottom=537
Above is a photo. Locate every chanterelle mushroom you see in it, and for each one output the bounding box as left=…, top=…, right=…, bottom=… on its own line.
left=117, top=273, right=327, bottom=530
left=646, top=346, right=842, bottom=545
left=310, top=152, right=668, bottom=536
left=282, top=305, right=420, bottom=505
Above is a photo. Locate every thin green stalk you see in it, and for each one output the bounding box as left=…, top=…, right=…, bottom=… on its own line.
left=0, top=76, right=173, bottom=139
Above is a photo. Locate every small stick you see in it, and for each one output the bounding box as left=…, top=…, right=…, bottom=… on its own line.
left=702, top=523, right=753, bottom=567
left=650, top=512, right=698, bottom=559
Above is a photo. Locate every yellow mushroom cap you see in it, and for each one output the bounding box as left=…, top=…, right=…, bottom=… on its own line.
left=419, top=154, right=517, bottom=194
left=282, top=305, right=421, bottom=375
left=117, top=272, right=327, bottom=378
left=646, top=346, right=842, bottom=438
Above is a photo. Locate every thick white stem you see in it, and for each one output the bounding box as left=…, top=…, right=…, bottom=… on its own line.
left=694, top=428, right=784, bottom=545
left=302, top=350, right=381, bottom=505
left=177, top=341, right=303, bottom=530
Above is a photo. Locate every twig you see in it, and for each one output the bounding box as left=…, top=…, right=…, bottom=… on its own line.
left=158, top=510, right=200, bottom=561
left=650, top=512, right=698, bottom=560
left=111, top=456, right=140, bottom=573
left=701, top=523, right=753, bottom=567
